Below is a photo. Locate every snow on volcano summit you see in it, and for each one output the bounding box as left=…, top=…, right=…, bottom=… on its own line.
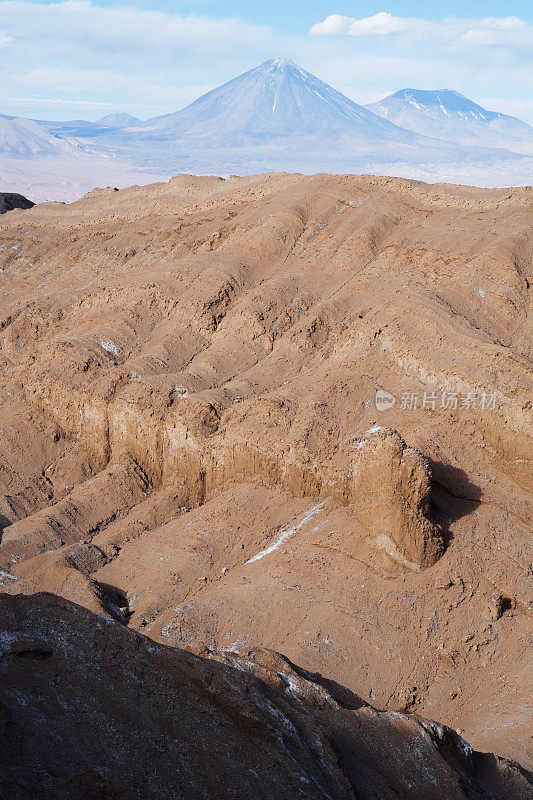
left=140, top=58, right=421, bottom=143
left=367, top=89, right=533, bottom=153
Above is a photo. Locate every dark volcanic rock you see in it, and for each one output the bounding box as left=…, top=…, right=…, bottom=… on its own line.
left=0, top=593, right=531, bottom=800
left=0, top=192, right=34, bottom=214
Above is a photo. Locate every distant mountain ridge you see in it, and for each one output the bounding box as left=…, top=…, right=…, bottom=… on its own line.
left=372, top=89, right=507, bottom=120
left=366, top=89, right=533, bottom=153
left=96, top=112, right=141, bottom=128
left=1, top=60, right=532, bottom=199
left=0, top=114, right=88, bottom=157
left=78, top=59, right=525, bottom=175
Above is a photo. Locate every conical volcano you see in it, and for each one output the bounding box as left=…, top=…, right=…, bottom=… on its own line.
left=141, top=58, right=419, bottom=144
left=54, top=58, right=524, bottom=181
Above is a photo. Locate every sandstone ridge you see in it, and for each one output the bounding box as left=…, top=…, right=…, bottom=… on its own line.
left=0, top=173, right=531, bottom=766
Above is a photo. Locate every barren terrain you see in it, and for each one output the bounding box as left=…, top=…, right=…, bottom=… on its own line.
left=2, top=592, right=531, bottom=800
left=0, top=173, right=531, bottom=773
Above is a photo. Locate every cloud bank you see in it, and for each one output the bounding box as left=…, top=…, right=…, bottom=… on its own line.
left=310, top=12, right=533, bottom=49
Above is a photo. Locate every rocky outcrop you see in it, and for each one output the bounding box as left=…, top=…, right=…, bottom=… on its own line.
left=350, top=428, right=444, bottom=568
left=0, top=192, right=34, bottom=214
left=1, top=593, right=531, bottom=800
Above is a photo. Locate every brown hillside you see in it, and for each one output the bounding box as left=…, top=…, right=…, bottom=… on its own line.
left=0, top=173, right=531, bottom=769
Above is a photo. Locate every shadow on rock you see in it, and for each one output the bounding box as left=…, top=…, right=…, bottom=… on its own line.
left=428, top=460, right=482, bottom=547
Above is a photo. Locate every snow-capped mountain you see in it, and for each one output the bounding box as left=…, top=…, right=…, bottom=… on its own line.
left=141, top=58, right=418, bottom=144
left=366, top=89, right=533, bottom=153
left=103, top=58, right=523, bottom=176
left=0, top=114, right=87, bottom=157
left=2, top=60, right=532, bottom=200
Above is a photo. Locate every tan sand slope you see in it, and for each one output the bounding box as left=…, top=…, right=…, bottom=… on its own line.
left=0, top=173, right=531, bottom=769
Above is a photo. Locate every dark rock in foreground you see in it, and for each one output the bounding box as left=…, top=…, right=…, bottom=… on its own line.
left=0, top=192, right=34, bottom=214
left=1, top=593, right=531, bottom=800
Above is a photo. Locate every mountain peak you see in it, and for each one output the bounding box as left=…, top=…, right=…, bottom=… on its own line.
left=263, top=57, right=298, bottom=69
left=387, top=89, right=480, bottom=114
left=96, top=112, right=141, bottom=128
left=366, top=87, right=533, bottom=148
left=140, top=58, right=411, bottom=142
left=371, top=88, right=507, bottom=118
left=391, top=88, right=464, bottom=100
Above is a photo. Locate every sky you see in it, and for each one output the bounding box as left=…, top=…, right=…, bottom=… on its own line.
left=1, top=0, right=532, bottom=123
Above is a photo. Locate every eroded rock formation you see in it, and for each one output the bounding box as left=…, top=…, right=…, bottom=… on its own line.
left=0, top=174, right=531, bottom=769
left=350, top=428, right=444, bottom=568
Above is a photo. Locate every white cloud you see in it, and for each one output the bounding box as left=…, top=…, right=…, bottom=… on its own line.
left=21, top=68, right=146, bottom=95
left=310, top=12, right=533, bottom=49
left=461, top=18, right=532, bottom=48
left=309, top=14, right=353, bottom=36
left=21, top=67, right=213, bottom=108
left=0, top=0, right=276, bottom=118
left=0, top=1, right=273, bottom=66
left=310, top=13, right=416, bottom=37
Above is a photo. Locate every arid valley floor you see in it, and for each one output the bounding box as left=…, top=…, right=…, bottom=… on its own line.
left=0, top=173, right=532, bottom=799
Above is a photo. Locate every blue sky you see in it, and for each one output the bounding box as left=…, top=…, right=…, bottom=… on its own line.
left=20, top=1, right=533, bottom=30
left=1, top=1, right=532, bottom=122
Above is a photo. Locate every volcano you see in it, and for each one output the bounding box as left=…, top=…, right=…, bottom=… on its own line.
left=367, top=89, right=533, bottom=153
left=99, top=58, right=520, bottom=176
left=141, top=58, right=419, bottom=144
left=3, top=60, right=532, bottom=199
